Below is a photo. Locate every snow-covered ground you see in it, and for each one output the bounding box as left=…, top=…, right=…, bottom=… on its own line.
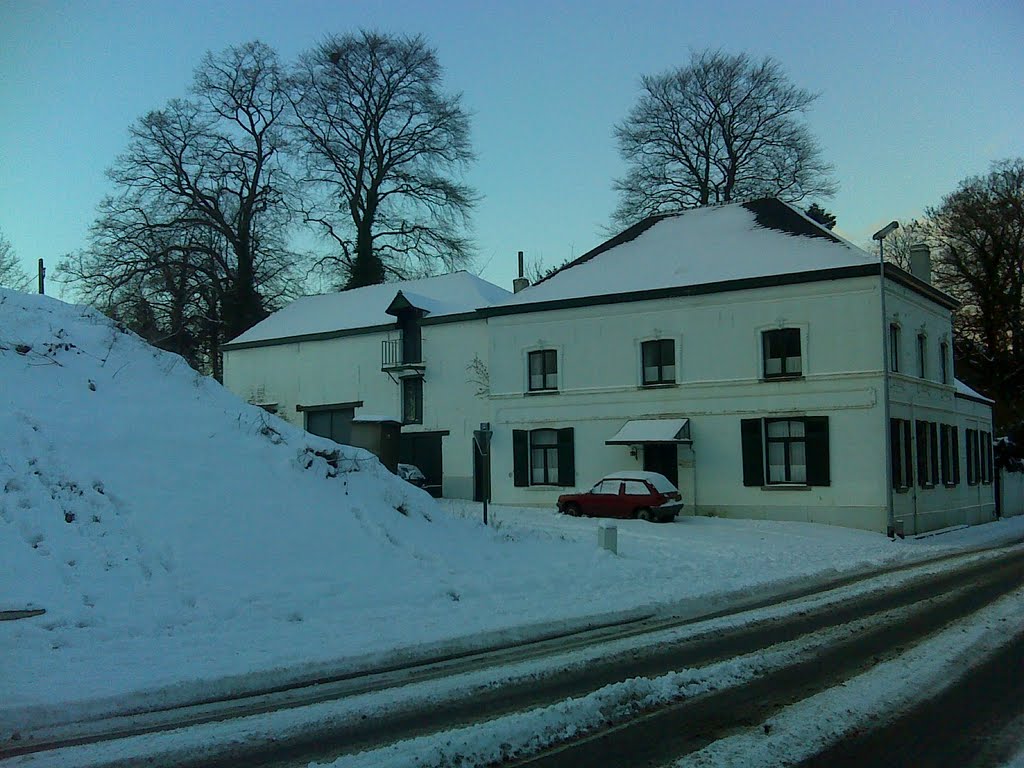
left=2, top=288, right=1023, bottom=755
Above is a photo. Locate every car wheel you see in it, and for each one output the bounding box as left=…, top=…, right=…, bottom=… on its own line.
left=565, top=503, right=581, bottom=517
left=637, top=508, right=653, bottom=522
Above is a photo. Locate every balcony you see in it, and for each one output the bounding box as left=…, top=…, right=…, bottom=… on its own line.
left=382, top=337, right=425, bottom=373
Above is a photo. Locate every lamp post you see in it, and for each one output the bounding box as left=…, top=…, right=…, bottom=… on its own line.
left=873, top=221, right=899, bottom=539
left=473, top=422, right=493, bottom=525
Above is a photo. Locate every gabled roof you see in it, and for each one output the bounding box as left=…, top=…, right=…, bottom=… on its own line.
left=225, top=271, right=511, bottom=348
left=492, top=199, right=883, bottom=310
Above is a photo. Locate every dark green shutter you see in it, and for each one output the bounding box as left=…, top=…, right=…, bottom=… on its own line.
left=952, top=426, right=961, bottom=484
left=805, top=417, right=830, bottom=486
left=741, top=419, right=764, bottom=486
left=556, top=428, right=575, bottom=487
left=916, top=421, right=928, bottom=487
left=513, top=430, right=529, bottom=487
left=940, top=425, right=950, bottom=484
left=966, top=429, right=975, bottom=485
left=903, top=421, right=913, bottom=487
left=929, top=423, right=939, bottom=485
left=890, top=419, right=902, bottom=487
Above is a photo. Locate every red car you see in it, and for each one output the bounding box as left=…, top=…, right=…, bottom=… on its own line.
left=557, top=471, right=683, bottom=522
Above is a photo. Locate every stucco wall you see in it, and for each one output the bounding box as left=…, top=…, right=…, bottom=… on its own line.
left=224, top=318, right=490, bottom=498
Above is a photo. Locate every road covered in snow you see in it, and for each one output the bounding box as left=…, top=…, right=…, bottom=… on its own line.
left=2, top=288, right=1023, bottom=767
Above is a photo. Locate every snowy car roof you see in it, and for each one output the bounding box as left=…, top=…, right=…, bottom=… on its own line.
left=494, top=199, right=877, bottom=308
left=226, top=271, right=511, bottom=347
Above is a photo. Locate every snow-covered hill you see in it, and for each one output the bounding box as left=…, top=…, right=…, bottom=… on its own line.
left=0, top=290, right=619, bottom=728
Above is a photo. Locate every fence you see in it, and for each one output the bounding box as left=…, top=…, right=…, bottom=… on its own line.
left=997, top=469, right=1024, bottom=518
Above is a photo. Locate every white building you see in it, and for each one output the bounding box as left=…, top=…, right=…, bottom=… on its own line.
left=223, top=199, right=996, bottom=534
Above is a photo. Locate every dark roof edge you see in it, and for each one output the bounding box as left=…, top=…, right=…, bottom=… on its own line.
left=222, top=322, right=396, bottom=351
left=490, top=264, right=873, bottom=318
left=222, top=310, right=483, bottom=351
left=883, top=264, right=959, bottom=310
left=954, top=390, right=995, bottom=407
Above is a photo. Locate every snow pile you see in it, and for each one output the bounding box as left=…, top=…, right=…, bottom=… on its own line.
left=0, top=290, right=579, bottom=727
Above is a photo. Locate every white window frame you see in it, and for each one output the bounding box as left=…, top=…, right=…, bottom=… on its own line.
left=757, top=323, right=808, bottom=381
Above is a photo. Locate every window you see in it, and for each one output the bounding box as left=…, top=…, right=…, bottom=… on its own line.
left=940, top=342, right=950, bottom=384
left=915, top=420, right=940, bottom=487
left=623, top=480, right=650, bottom=495
left=762, top=328, right=802, bottom=379
left=402, top=377, right=423, bottom=424
left=940, top=424, right=960, bottom=486
left=528, top=350, right=558, bottom=392
left=641, top=339, right=676, bottom=385
left=513, top=427, right=575, bottom=487
left=592, top=480, right=621, bottom=495
left=890, top=418, right=914, bottom=489
left=917, top=333, right=927, bottom=378
left=741, top=416, right=829, bottom=487
left=889, top=324, right=901, bottom=372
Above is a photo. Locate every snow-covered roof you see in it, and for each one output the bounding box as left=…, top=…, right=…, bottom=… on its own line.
left=497, top=199, right=876, bottom=308
left=605, top=419, right=691, bottom=444
left=227, top=271, right=511, bottom=347
left=954, top=378, right=994, bottom=404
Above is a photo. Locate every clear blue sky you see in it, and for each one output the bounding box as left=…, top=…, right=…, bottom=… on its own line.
left=1, top=0, right=1022, bottom=296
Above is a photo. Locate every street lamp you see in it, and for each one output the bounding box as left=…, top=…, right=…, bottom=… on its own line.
left=873, top=221, right=899, bottom=539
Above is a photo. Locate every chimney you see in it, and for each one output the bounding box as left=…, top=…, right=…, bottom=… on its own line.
left=513, top=250, right=530, bottom=293
left=909, top=243, right=931, bottom=285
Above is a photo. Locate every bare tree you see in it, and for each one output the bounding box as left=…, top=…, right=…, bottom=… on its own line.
left=0, top=230, right=31, bottom=291
left=613, top=51, right=836, bottom=225
left=105, top=41, right=296, bottom=340
left=928, top=159, right=1024, bottom=426
left=288, top=30, right=476, bottom=288
left=865, top=218, right=932, bottom=271
left=61, top=41, right=300, bottom=375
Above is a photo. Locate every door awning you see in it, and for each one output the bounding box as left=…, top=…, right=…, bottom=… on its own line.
left=605, top=418, right=691, bottom=445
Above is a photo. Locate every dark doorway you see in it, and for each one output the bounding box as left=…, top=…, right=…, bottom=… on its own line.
left=400, top=432, right=444, bottom=497
left=643, top=443, right=678, bottom=487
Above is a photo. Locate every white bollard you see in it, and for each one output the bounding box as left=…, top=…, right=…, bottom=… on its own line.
left=598, top=523, right=618, bottom=555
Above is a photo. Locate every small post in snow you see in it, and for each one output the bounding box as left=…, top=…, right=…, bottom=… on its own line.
left=598, top=523, right=617, bottom=555
left=473, top=422, right=493, bottom=525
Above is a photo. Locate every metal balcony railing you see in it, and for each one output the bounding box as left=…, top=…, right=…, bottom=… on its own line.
left=382, top=338, right=424, bottom=371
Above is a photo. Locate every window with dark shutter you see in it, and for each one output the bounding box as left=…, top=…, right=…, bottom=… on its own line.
left=762, top=328, right=802, bottom=379
left=940, top=425, right=951, bottom=485
left=529, top=429, right=559, bottom=484
left=890, top=419, right=902, bottom=488
left=512, top=430, right=528, bottom=487
left=641, top=339, right=676, bottom=385
left=741, top=419, right=764, bottom=486
left=917, top=334, right=928, bottom=379
left=940, top=342, right=950, bottom=384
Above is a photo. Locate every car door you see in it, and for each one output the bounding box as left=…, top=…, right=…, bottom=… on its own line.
left=587, top=480, right=622, bottom=517
left=622, top=479, right=656, bottom=517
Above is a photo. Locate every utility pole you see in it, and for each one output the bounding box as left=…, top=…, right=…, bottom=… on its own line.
left=37, top=258, right=45, bottom=295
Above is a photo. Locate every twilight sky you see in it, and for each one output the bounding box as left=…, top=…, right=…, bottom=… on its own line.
left=1, top=0, right=1022, bottom=297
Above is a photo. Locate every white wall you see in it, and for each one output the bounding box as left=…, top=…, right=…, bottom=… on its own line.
left=885, top=281, right=996, bottom=533
left=224, top=318, right=490, bottom=498
left=487, top=276, right=892, bottom=531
